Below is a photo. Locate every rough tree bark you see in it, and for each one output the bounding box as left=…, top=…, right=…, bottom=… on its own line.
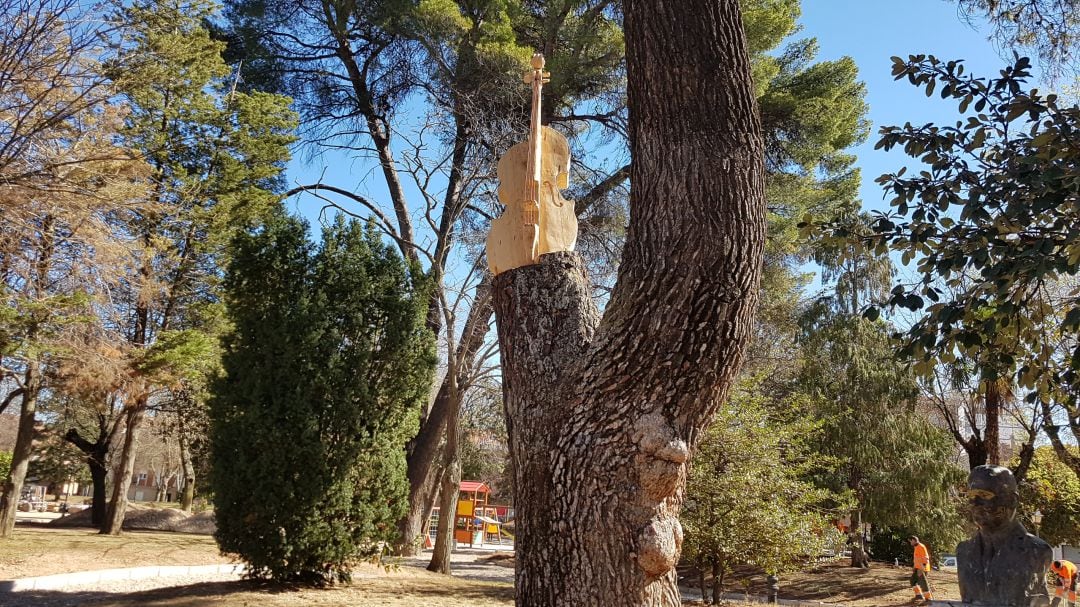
left=492, top=2, right=765, bottom=601
left=102, top=404, right=146, bottom=535
left=0, top=366, right=41, bottom=538
left=64, top=420, right=119, bottom=528
left=396, top=283, right=492, bottom=556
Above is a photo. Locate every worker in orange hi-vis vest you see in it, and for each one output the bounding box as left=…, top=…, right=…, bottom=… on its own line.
left=1051, top=559, right=1078, bottom=607
left=909, top=536, right=934, bottom=604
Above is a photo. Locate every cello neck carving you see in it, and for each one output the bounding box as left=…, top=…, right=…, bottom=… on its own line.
left=523, top=54, right=548, bottom=225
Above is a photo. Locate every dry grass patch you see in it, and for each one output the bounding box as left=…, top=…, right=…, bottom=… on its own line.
left=50, top=503, right=216, bottom=534
left=0, top=527, right=228, bottom=579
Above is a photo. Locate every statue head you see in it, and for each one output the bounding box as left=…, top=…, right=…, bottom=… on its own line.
left=967, top=465, right=1019, bottom=534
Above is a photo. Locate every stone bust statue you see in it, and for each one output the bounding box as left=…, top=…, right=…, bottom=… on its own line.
left=957, top=465, right=1052, bottom=607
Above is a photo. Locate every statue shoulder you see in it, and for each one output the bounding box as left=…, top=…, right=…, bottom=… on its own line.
left=1024, top=533, right=1053, bottom=557
left=1009, top=522, right=1051, bottom=553
left=957, top=537, right=976, bottom=558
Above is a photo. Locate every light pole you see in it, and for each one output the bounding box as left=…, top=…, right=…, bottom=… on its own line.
left=1032, top=509, right=1043, bottom=538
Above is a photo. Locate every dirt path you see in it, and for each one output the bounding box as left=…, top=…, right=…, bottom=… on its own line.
left=0, top=551, right=514, bottom=607
left=402, top=548, right=516, bottom=584
left=2, top=530, right=960, bottom=607
left=0, top=528, right=228, bottom=580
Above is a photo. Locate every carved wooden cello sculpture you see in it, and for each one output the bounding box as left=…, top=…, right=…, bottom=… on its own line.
left=486, top=53, right=577, bottom=276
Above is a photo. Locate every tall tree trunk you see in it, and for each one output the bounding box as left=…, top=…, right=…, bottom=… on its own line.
left=88, top=456, right=108, bottom=526
left=104, top=224, right=153, bottom=535
left=711, top=561, right=722, bottom=605
left=102, top=404, right=146, bottom=535
left=64, top=422, right=116, bottom=527
left=429, top=352, right=464, bottom=573
left=178, top=430, right=195, bottom=512
left=0, top=217, right=54, bottom=537
left=427, top=444, right=461, bottom=574
left=0, top=366, right=41, bottom=538
left=492, top=0, right=765, bottom=603
left=397, top=447, right=444, bottom=556
left=396, top=285, right=492, bottom=555
left=984, top=378, right=1002, bottom=466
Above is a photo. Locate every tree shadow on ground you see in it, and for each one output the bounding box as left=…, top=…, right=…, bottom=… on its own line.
left=0, top=580, right=258, bottom=607
left=0, top=574, right=264, bottom=604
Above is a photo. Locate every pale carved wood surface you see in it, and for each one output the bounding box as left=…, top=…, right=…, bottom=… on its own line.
left=487, top=128, right=577, bottom=276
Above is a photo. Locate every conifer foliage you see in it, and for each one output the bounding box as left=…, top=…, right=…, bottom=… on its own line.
left=210, top=214, right=435, bottom=584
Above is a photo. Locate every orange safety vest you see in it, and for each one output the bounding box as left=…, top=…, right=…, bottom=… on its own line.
left=1052, top=560, right=1077, bottom=581
left=913, top=542, right=930, bottom=571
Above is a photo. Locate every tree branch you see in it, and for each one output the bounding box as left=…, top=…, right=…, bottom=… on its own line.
left=0, top=388, right=24, bottom=416
left=284, top=183, right=430, bottom=263
left=574, top=163, right=630, bottom=216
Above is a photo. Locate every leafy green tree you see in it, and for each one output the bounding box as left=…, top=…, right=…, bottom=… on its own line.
left=797, top=304, right=967, bottom=567
left=223, top=0, right=869, bottom=571
left=682, top=0, right=876, bottom=591
left=683, top=378, right=845, bottom=604
left=211, top=213, right=435, bottom=584
left=1017, top=445, right=1080, bottom=546
left=750, top=3, right=867, bottom=269
left=822, top=55, right=1080, bottom=476
left=221, top=0, right=630, bottom=562
left=0, top=452, right=11, bottom=482
left=0, top=0, right=149, bottom=537
left=737, top=0, right=870, bottom=428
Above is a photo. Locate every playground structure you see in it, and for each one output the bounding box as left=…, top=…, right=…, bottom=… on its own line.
left=427, top=481, right=514, bottom=548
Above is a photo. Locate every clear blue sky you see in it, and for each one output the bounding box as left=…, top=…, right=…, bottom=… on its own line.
left=286, top=2, right=1042, bottom=253
left=798, top=0, right=1038, bottom=213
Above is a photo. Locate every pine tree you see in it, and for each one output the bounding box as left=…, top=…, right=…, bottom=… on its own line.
left=0, top=0, right=149, bottom=537
left=62, top=0, right=297, bottom=534
left=796, top=306, right=967, bottom=566
left=211, top=213, right=435, bottom=584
